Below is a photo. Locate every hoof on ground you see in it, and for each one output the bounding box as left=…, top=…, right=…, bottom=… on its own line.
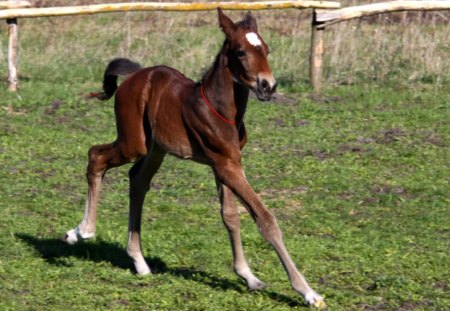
left=63, top=229, right=79, bottom=245
left=135, top=266, right=151, bottom=276
left=248, top=279, right=266, bottom=291
left=305, top=291, right=326, bottom=309
left=63, top=228, right=94, bottom=245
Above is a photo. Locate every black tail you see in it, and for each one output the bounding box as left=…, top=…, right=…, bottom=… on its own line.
left=89, top=58, right=142, bottom=101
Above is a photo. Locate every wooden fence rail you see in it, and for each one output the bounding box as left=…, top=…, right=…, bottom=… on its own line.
left=309, top=0, right=450, bottom=96
left=315, top=0, right=450, bottom=28
left=2, top=1, right=450, bottom=93
left=1, top=0, right=340, bottom=91
left=0, top=1, right=339, bottom=19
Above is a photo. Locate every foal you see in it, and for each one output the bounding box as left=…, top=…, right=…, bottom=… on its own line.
left=64, top=9, right=325, bottom=308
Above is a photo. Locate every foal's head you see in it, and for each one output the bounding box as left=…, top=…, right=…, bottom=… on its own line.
left=218, top=8, right=277, bottom=101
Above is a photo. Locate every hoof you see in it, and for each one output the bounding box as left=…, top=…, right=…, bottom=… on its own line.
left=248, top=278, right=266, bottom=291
left=136, top=266, right=151, bottom=276
left=237, top=268, right=265, bottom=291
left=132, top=257, right=151, bottom=276
left=305, top=291, right=326, bottom=309
left=63, top=229, right=80, bottom=245
left=63, top=227, right=94, bottom=245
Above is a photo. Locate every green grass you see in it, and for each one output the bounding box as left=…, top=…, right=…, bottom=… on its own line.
left=1, top=9, right=449, bottom=311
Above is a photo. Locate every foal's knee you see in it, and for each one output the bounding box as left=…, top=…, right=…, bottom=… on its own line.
left=256, top=210, right=283, bottom=245
left=214, top=159, right=244, bottom=185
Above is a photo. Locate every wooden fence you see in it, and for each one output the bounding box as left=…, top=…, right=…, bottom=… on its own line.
left=2, top=1, right=450, bottom=93
left=2, top=1, right=341, bottom=91
left=309, top=0, right=450, bottom=95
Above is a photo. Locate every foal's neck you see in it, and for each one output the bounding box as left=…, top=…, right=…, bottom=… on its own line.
left=201, top=44, right=249, bottom=125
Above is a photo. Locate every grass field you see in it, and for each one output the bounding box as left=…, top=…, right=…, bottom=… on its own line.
left=1, top=3, right=449, bottom=310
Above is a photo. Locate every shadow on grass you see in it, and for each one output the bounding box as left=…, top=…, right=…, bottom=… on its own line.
left=16, top=233, right=305, bottom=308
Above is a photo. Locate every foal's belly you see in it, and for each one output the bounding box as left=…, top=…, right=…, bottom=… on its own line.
left=143, top=66, right=216, bottom=165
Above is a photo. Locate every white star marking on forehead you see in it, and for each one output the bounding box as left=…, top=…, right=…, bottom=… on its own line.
left=245, top=32, right=262, bottom=47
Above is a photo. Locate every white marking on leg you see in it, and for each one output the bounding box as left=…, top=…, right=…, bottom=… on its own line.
left=132, top=254, right=151, bottom=275
left=65, top=226, right=95, bottom=245
left=305, top=290, right=326, bottom=309
left=245, top=32, right=262, bottom=46
left=64, top=197, right=97, bottom=244
left=236, top=267, right=265, bottom=290
left=127, top=233, right=151, bottom=275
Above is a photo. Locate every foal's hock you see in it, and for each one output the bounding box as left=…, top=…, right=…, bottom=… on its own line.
left=64, top=8, right=325, bottom=309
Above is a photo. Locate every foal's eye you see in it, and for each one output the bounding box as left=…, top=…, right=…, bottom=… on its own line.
left=236, top=50, right=246, bottom=58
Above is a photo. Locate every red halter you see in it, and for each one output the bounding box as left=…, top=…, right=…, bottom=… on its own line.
left=200, top=84, right=236, bottom=125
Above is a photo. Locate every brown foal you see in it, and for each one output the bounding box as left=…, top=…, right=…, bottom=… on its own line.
left=64, top=8, right=325, bottom=308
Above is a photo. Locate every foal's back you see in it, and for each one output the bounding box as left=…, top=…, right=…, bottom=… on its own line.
left=114, top=65, right=197, bottom=160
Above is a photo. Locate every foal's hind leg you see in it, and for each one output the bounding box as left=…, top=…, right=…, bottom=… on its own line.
left=64, top=142, right=131, bottom=244
left=127, top=144, right=166, bottom=275
left=216, top=180, right=265, bottom=290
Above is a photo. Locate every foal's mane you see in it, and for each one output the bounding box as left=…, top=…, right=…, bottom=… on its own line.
left=236, top=16, right=255, bottom=29
left=200, top=40, right=230, bottom=84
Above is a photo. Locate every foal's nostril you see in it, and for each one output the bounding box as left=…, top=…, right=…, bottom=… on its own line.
left=257, top=76, right=276, bottom=97
left=261, top=79, right=270, bottom=91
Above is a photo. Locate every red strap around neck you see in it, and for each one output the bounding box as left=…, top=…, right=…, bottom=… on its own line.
left=200, top=84, right=236, bottom=125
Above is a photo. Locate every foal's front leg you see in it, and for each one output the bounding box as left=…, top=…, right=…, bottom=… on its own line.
left=216, top=180, right=265, bottom=290
left=214, top=159, right=325, bottom=309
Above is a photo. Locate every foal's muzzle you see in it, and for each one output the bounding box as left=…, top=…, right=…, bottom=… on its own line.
left=256, top=76, right=277, bottom=101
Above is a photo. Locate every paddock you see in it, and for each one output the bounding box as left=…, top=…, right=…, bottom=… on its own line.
left=0, top=1, right=449, bottom=310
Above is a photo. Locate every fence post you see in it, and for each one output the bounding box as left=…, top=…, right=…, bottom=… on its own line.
left=309, top=9, right=324, bottom=97
left=7, top=17, right=18, bottom=91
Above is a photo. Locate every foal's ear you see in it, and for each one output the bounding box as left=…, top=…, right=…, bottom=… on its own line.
left=244, top=11, right=258, bottom=32
left=218, top=7, right=236, bottom=37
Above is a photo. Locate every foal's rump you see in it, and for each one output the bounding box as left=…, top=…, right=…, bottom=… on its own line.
left=113, top=64, right=197, bottom=160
